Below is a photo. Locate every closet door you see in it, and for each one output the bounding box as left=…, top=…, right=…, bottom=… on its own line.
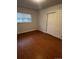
left=47, top=11, right=62, bottom=38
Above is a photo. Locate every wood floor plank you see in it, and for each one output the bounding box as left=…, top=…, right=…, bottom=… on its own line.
left=17, top=30, right=62, bottom=59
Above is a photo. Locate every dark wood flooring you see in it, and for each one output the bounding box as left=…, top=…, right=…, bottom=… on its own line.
left=17, top=30, right=62, bottom=59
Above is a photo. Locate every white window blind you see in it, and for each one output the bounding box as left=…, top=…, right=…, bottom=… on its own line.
left=17, top=12, right=32, bottom=23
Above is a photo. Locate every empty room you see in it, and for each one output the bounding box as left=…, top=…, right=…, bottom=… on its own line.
left=17, top=0, right=62, bottom=59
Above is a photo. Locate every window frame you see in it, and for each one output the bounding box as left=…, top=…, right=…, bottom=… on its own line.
left=17, top=12, right=32, bottom=23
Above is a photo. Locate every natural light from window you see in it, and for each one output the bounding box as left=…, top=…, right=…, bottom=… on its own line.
left=17, top=12, right=32, bottom=23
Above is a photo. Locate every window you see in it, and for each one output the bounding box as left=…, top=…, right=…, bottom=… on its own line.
left=17, top=12, right=32, bottom=23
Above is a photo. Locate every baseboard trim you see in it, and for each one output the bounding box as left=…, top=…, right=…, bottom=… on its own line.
left=17, top=30, right=38, bottom=35
left=17, top=30, right=62, bottom=40
left=37, top=30, right=62, bottom=40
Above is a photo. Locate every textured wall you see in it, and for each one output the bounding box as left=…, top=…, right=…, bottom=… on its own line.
left=17, top=7, right=38, bottom=34
left=38, top=4, right=62, bottom=39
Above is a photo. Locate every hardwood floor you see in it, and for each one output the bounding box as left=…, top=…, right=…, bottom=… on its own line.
left=17, top=30, right=62, bottom=59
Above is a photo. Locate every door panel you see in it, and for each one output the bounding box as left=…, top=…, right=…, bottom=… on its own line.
left=47, top=11, right=62, bottom=39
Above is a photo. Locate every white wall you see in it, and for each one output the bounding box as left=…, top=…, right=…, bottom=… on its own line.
left=17, top=7, right=38, bottom=34
left=38, top=4, right=62, bottom=39
left=17, top=4, right=62, bottom=39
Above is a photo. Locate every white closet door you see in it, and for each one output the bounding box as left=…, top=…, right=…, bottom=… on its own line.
left=47, top=11, right=62, bottom=39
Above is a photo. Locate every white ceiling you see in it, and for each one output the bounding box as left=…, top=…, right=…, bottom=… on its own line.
left=17, top=0, right=62, bottom=10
